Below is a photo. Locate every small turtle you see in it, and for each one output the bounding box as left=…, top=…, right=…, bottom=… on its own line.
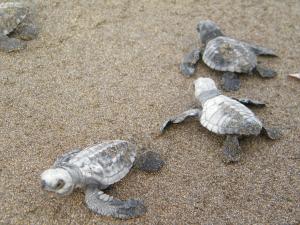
left=0, top=1, right=38, bottom=52
left=41, top=140, right=164, bottom=219
left=160, top=77, right=281, bottom=163
left=180, top=20, right=277, bottom=91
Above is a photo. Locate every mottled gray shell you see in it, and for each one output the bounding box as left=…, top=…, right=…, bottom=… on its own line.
left=203, top=36, right=257, bottom=73
left=63, top=140, right=136, bottom=186
left=200, top=95, right=262, bottom=135
left=0, top=1, right=28, bottom=35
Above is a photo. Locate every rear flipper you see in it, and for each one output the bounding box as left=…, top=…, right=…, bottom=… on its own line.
left=244, top=42, right=277, bottom=57
left=180, top=48, right=201, bottom=76
left=222, top=135, right=241, bottom=163
left=255, top=65, right=277, bottom=78
left=261, top=127, right=282, bottom=140
left=11, top=23, right=38, bottom=41
left=9, top=15, right=39, bottom=41
left=0, top=34, right=27, bottom=52
left=232, top=98, right=266, bottom=108
left=85, top=186, right=146, bottom=219
left=160, top=108, right=202, bottom=133
left=135, top=151, right=164, bottom=172
left=221, top=72, right=241, bottom=91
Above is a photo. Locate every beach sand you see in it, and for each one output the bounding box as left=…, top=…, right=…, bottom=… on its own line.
left=1, top=0, right=299, bottom=224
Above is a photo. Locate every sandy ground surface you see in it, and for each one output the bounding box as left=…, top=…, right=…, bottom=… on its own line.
left=1, top=0, right=300, bottom=224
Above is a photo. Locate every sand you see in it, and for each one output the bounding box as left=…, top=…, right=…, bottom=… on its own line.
left=1, top=0, right=299, bottom=224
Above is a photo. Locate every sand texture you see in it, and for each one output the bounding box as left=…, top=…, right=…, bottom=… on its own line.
left=1, top=0, right=300, bottom=224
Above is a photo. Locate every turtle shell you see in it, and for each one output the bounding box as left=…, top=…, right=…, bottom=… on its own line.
left=202, top=36, right=257, bottom=73
left=67, top=140, right=136, bottom=186
left=200, top=95, right=262, bottom=135
left=0, top=1, right=28, bottom=35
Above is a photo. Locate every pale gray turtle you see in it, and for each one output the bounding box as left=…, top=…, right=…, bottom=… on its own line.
left=41, top=140, right=164, bottom=219
left=160, top=77, right=281, bottom=163
left=180, top=20, right=277, bottom=91
left=0, top=1, right=38, bottom=52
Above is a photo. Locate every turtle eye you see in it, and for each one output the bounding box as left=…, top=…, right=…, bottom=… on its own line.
left=55, top=179, right=65, bottom=189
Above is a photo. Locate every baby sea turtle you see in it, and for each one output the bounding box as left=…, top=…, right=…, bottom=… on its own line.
left=41, top=140, right=164, bottom=219
left=0, top=1, right=38, bottom=52
left=160, top=77, right=281, bottom=163
left=180, top=20, right=277, bottom=91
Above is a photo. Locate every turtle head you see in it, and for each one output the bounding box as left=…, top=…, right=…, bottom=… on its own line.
left=197, top=20, right=223, bottom=45
left=194, top=77, right=219, bottom=105
left=41, top=168, right=74, bottom=196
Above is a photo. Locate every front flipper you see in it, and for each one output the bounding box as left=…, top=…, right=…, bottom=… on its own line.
left=221, top=72, right=241, bottom=91
left=85, top=187, right=146, bottom=219
left=160, top=108, right=202, bottom=133
left=255, top=65, right=277, bottom=78
left=288, top=73, right=300, bottom=80
left=261, top=127, right=282, bottom=140
left=54, top=148, right=81, bottom=167
left=135, top=151, right=164, bottom=172
left=243, top=42, right=277, bottom=57
left=222, top=135, right=241, bottom=163
left=0, top=34, right=27, bottom=52
left=232, top=98, right=266, bottom=108
left=180, top=48, right=201, bottom=76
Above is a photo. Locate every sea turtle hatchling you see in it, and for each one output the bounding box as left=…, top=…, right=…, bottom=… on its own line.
left=180, top=20, right=278, bottom=91
left=41, top=140, right=164, bottom=219
left=160, top=77, right=281, bottom=163
left=0, top=1, right=38, bottom=52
